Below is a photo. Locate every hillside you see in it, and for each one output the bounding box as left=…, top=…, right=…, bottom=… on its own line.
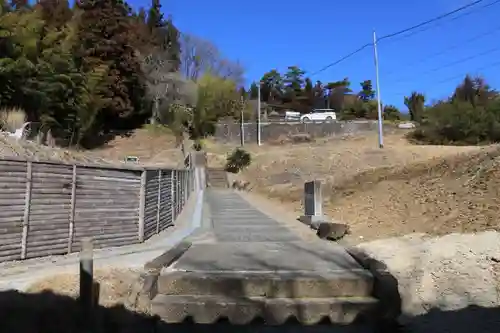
left=205, top=132, right=497, bottom=241
left=0, top=127, right=183, bottom=168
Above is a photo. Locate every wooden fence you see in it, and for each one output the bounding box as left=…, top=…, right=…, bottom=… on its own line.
left=0, top=158, right=194, bottom=262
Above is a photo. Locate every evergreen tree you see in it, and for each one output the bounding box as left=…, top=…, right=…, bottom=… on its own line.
left=146, top=0, right=163, bottom=32
left=37, top=0, right=72, bottom=28
left=76, top=0, right=145, bottom=133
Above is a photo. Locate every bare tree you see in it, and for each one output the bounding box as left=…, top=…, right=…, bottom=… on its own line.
left=180, top=32, right=245, bottom=85
left=140, top=49, right=198, bottom=156
left=140, top=49, right=198, bottom=124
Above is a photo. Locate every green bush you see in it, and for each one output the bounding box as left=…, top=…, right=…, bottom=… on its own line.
left=224, top=148, right=252, bottom=173
left=192, top=140, right=203, bottom=151
left=407, top=100, right=500, bottom=145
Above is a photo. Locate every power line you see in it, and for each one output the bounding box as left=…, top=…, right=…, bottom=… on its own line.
left=380, top=0, right=500, bottom=45
left=309, top=44, right=371, bottom=76
left=310, top=0, right=488, bottom=76
left=377, top=0, right=488, bottom=42
left=382, top=23, right=500, bottom=77
left=389, top=46, right=500, bottom=85
left=391, top=60, right=500, bottom=97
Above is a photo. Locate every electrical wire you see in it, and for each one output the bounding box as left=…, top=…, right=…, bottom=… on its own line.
left=310, top=0, right=488, bottom=76
left=382, top=23, right=500, bottom=77
left=389, top=46, right=500, bottom=85
left=380, top=0, right=500, bottom=45
left=377, top=0, right=491, bottom=42
left=391, top=60, right=500, bottom=97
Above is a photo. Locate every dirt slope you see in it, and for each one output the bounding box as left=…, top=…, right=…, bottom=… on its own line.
left=208, top=132, right=498, bottom=241
left=86, top=128, right=184, bottom=167
left=328, top=146, right=500, bottom=241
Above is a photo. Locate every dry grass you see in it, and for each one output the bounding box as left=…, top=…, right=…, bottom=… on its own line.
left=0, top=133, right=120, bottom=164
left=85, top=126, right=184, bottom=167
left=0, top=124, right=184, bottom=167
left=205, top=131, right=499, bottom=241
left=26, top=268, right=140, bottom=308
left=0, top=107, right=26, bottom=132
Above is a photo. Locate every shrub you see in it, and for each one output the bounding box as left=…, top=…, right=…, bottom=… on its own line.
left=224, top=147, right=252, bottom=173
left=407, top=100, right=500, bottom=145
left=192, top=140, right=203, bottom=151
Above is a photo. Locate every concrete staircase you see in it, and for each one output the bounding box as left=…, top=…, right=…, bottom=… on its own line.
left=149, top=242, right=377, bottom=325
left=143, top=190, right=379, bottom=326
left=206, top=168, right=229, bottom=188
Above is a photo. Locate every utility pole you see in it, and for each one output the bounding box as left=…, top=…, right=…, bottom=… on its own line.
left=373, top=30, right=384, bottom=149
left=257, top=82, right=262, bottom=146
left=240, top=96, right=245, bottom=147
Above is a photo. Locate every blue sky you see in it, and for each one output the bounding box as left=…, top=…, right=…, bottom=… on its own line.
left=130, top=0, right=500, bottom=109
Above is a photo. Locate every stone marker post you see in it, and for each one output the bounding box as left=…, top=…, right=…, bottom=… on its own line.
left=301, top=180, right=324, bottom=229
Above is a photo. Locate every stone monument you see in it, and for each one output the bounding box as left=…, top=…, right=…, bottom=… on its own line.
left=300, top=180, right=324, bottom=229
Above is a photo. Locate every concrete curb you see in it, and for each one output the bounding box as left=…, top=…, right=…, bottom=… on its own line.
left=345, top=246, right=403, bottom=326
left=126, top=190, right=205, bottom=312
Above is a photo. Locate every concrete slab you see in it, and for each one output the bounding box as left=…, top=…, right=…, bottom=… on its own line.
left=213, top=219, right=282, bottom=226
left=151, top=294, right=378, bottom=325
left=157, top=270, right=373, bottom=298
left=215, top=232, right=301, bottom=243
left=213, top=226, right=295, bottom=233
left=171, top=242, right=369, bottom=275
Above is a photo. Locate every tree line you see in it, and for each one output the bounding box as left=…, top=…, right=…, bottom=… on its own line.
left=0, top=0, right=246, bottom=148
left=248, top=66, right=500, bottom=145
left=1, top=0, right=498, bottom=149
left=407, top=75, right=500, bottom=145
left=245, top=66, right=403, bottom=121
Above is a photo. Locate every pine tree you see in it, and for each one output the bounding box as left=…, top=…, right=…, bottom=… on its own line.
left=76, top=0, right=145, bottom=131
left=37, top=0, right=72, bottom=28
left=146, top=0, right=163, bottom=32
left=164, top=18, right=180, bottom=71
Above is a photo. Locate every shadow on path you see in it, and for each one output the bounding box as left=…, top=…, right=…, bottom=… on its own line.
left=1, top=288, right=500, bottom=333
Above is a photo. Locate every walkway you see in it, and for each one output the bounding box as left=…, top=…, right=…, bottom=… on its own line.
left=207, top=190, right=301, bottom=242
left=150, top=189, right=377, bottom=325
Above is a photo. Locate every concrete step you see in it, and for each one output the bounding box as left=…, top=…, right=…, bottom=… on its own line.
left=151, top=294, right=378, bottom=325
left=206, top=168, right=229, bottom=188
left=157, top=270, right=373, bottom=298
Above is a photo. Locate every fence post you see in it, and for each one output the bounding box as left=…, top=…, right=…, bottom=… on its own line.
left=138, top=170, right=147, bottom=242
left=176, top=171, right=180, bottom=216
left=79, top=238, right=96, bottom=329
left=183, top=170, right=189, bottom=204
left=170, top=170, right=175, bottom=223
left=67, top=164, right=77, bottom=254
left=179, top=170, right=186, bottom=208
left=20, top=161, right=32, bottom=260
left=156, top=170, right=162, bottom=234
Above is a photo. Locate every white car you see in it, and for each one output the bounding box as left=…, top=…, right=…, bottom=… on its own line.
left=300, top=109, right=336, bottom=123
left=284, top=110, right=301, bottom=121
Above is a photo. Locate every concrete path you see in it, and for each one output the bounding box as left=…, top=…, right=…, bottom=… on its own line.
left=152, top=189, right=376, bottom=325
left=207, top=190, right=301, bottom=243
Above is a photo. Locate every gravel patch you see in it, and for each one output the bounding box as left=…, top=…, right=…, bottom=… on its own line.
left=356, top=231, right=500, bottom=332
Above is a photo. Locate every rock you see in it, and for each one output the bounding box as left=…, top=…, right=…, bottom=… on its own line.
left=398, top=122, right=416, bottom=129
left=231, top=180, right=251, bottom=191
left=316, top=222, right=350, bottom=241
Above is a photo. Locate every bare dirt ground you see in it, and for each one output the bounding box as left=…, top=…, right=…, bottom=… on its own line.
left=85, top=126, right=184, bottom=167
left=4, top=128, right=500, bottom=332
left=26, top=268, right=141, bottom=308
left=205, top=131, right=499, bottom=242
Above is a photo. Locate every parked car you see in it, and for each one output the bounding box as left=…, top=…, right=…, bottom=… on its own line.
left=300, top=109, right=336, bottom=123
left=284, top=110, right=301, bottom=122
